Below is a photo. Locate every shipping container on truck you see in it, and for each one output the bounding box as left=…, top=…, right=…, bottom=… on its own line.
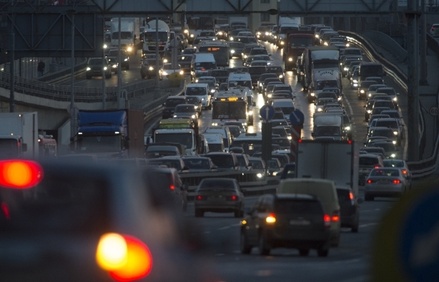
left=295, top=139, right=358, bottom=196
left=73, top=109, right=144, bottom=158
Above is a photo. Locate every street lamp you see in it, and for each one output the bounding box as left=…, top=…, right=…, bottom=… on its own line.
left=102, top=43, right=107, bottom=109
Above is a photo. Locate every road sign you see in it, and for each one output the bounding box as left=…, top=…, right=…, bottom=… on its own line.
left=399, top=190, right=439, bottom=280
left=289, top=109, right=304, bottom=126
left=371, top=184, right=439, bottom=281
left=259, top=105, right=275, bottom=122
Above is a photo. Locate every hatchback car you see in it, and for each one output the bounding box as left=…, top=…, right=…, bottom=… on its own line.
left=364, top=167, right=409, bottom=201
left=358, top=153, right=384, bottom=185
left=194, top=178, right=244, bottom=218
left=240, top=193, right=331, bottom=257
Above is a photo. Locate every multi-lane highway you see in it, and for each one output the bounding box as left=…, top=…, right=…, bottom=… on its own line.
left=178, top=41, right=409, bottom=281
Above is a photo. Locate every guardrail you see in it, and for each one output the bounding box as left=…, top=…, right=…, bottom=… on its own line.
left=340, top=30, right=438, bottom=180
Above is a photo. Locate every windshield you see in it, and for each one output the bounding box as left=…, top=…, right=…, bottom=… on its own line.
left=78, top=135, right=121, bottom=153
left=184, top=158, right=211, bottom=169
left=155, top=133, right=194, bottom=149
left=212, top=101, right=247, bottom=120
left=144, top=31, right=168, bottom=42
left=289, top=36, right=314, bottom=47
left=314, top=126, right=341, bottom=136
left=186, top=87, right=207, bottom=96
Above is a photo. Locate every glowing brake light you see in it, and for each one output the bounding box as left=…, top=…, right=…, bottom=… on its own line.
left=366, top=179, right=373, bottom=184
left=349, top=192, right=355, bottom=201
left=196, top=195, right=203, bottom=201
left=323, top=214, right=331, bottom=227
left=392, top=179, right=401, bottom=184
left=96, top=233, right=153, bottom=281
left=0, top=160, right=43, bottom=189
left=265, top=213, right=276, bottom=224
left=169, top=184, right=175, bottom=191
left=331, top=214, right=340, bottom=222
left=230, top=195, right=238, bottom=201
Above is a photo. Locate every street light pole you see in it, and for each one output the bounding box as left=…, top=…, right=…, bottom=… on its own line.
left=69, top=10, right=76, bottom=140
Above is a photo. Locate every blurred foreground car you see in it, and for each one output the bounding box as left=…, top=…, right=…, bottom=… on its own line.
left=0, top=159, right=212, bottom=281
left=364, top=167, right=409, bottom=201
left=240, top=193, right=331, bottom=257
left=194, top=178, right=244, bottom=218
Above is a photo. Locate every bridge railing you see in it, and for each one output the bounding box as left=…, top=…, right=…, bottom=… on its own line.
left=340, top=30, right=439, bottom=180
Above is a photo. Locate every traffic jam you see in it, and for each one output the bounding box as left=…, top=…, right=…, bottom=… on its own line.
left=0, top=18, right=412, bottom=281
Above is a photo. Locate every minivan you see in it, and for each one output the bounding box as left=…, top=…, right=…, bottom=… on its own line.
left=185, top=83, right=211, bottom=110
left=277, top=178, right=341, bottom=246
left=191, top=52, right=217, bottom=81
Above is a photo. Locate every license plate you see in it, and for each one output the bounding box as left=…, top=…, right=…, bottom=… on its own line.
left=289, top=219, right=310, bottom=226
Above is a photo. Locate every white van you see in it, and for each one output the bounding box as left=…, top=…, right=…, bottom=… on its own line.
left=203, top=133, right=225, bottom=152
left=185, top=83, right=211, bottom=110
left=277, top=178, right=341, bottom=246
left=227, top=71, right=253, bottom=105
left=191, top=53, right=217, bottom=81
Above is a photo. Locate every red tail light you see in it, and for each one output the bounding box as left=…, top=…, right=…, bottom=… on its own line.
left=1, top=202, right=10, bottom=219
left=0, top=160, right=43, bottom=189
left=196, top=195, right=203, bottom=201
left=230, top=195, right=238, bottom=201
left=401, top=169, right=408, bottom=176
left=366, top=179, right=373, bottom=184
left=169, top=184, right=175, bottom=191
left=349, top=192, right=354, bottom=200
left=331, top=213, right=340, bottom=222
left=323, top=214, right=331, bottom=227
left=374, top=165, right=381, bottom=169
left=392, top=179, right=401, bottom=184
left=96, top=233, right=153, bottom=281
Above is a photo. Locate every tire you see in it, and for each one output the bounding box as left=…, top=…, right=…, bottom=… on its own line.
left=240, top=231, right=252, bottom=254
left=258, top=233, right=270, bottom=256
left=317, top=248, right=329, bottom=257
left=299, top=249, right=310, bottom=256
left=195, top=209, right=203, bottom=218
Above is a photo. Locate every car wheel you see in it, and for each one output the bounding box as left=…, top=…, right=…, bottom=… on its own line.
left=195, top=209, right=203, bottom=217
left=317, top=248, right=329, bottom=257
left=240, top=231, right=252, bottom=254
left=258, top=233, right=270, bottom=256
left=299, top=249, right=309, bottom=256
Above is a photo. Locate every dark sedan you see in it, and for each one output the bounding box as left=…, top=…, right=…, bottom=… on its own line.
left=194, top=178, right=244, bottom=218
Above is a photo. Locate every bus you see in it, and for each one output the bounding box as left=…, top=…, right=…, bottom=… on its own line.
left=197, top=41, right=230, bottom=67
left=211, top=94, right=248, bottom=128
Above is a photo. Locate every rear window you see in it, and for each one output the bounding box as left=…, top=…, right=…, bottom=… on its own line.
left=359, top=156, right=380, bottom=166
left=208, top=155, right=235, bottom=168
left=1, top=172, right=110, bottom=234
left=275, top=199, right=323, bottom=215
left=199, top=180, right=236, bottom=191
